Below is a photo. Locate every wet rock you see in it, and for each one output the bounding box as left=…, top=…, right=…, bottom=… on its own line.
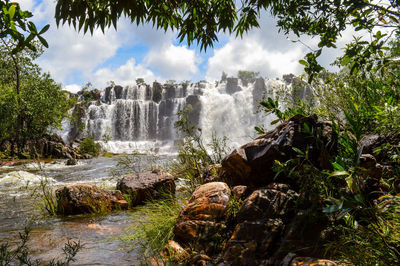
left=174, top=182, right=230, bottom=248
left=226, top=78, right=240, bottom=95
left=359, top=154, right=383, bottom=180
left=152, top=82, right=163, bottom=103
left=252, top=77, right=266, bottom=111
left=186, top=95, right=202, bottom=126
left=66, top=158, right=77, bottom=166
left=116, top=169, right=175, bottom=206
left=189, top=254, right=213, bottom=266
left=360, top=134, right=386, bottom=155
left=164, top=85, right=176, bottom=99
left=114, top=85, right=124, bottom=99
left=56, top=184, right=128, bottom=215
left=231, top=185, right=248, bottom=200
left=222, top=184, right=299, bottom=265
left=162, top=240, right=190, bottom=262
left=221, top=115, right=337, bottom=187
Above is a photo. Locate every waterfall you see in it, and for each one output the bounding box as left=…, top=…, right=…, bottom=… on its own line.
left=62, top=77, right=300, bottom=154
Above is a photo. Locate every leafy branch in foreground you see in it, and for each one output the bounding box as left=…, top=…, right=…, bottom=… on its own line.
left=55, top=0, right=400, bottom=80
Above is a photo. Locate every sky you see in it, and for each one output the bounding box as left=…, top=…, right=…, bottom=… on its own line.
left=16, top=0, right=354, bottom=93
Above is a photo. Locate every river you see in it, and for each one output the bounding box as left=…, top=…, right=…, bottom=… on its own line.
left=0, top=155, right=173, bottom=265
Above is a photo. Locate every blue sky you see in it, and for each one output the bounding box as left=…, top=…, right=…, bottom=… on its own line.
left=17, top=0, right=352, bottom=93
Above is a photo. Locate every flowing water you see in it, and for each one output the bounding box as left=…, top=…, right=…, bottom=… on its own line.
left=62, top=77, right=310, bottom=153
left=0, top=155, right=172, bottom=265
left=0, top=76, right=312, bottom=264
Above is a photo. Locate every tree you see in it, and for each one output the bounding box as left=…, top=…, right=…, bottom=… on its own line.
left=0, top=41, right=71, bottom=154
left=136, top=78, right=145, bottom=85
left=55, top=0, right=400, bottom=80
left=1, top=0, right=49, bottom=52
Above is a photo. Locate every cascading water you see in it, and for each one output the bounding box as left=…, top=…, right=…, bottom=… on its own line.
left=62, top=76, right=305, bottom=154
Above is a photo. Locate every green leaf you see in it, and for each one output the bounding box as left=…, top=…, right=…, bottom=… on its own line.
left=332, top=162, right=345, bottom=171
left=299, top=59, right=308, bottom=66
left=39, top=24, right=50, bottom=34
left=271, top=118, right=281, bottom=125
left=9, top=5, right=16, bottom=19
left=329, top=170, right=349, bottom=177
left=292, top=147, right=304, bottom=155
left=38, top=35, right=49, bottom=48
left=341, top=56, right=351, bottom=66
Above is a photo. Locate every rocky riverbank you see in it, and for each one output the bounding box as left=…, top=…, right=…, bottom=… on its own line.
left=161, top=114, right=397, bottom=265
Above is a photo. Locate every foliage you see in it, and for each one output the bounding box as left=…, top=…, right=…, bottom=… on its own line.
left=255, top=97, right=313, bottom=134
left=109, top=151, right=161, bottom=179
left=34, top=176, right=58, bottom=216
left=1, top=1, right=56, bottom=156
left=325, top=195, right=400, bottom=265
left=55, top=0, right=400, bottom=80
left=0, top=40, right=71, bottom=155
left=237, top=70, right=259, bottom=81
left=0, top=227, right=82, bottom=265
left=78, top=137, right=101, bottom=157
left=121, top=194, right=187, bottom=260
left=1, top=0, right=49, bottom=53
left=171, top=106, right=230, bottom=191
left=136, top=78, right=145, bottom=85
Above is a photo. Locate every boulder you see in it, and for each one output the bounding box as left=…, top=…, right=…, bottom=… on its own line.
left=174, top=182, right=231, bottom=249
left=222, top=184, right=299, bottom=265
left=221, top=115, right=337, bottom=187
left=56, top=184, right=128, bottom=215
left=231, top=185, right=248, bottom=200
left=162, top=240, right=190, bottom=262
left=66, top=158, right=77, bottom=166
left=116, top=169, right=175, bottom=206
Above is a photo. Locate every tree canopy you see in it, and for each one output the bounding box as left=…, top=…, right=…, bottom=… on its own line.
left=1, top=0, right=49, bottom=53
left=55, top=0, right=400, bottom=80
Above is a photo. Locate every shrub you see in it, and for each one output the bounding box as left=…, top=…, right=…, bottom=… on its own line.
left=121, top=194, right=187, bottom=260
left=171, top=106, right=230, bottom=191
left=78, top=137, right=101, bottom=157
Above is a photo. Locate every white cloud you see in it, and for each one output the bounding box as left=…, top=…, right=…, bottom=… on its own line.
left=145, top=44, right=201, bottom=81
left=206, top=38, right=304, bottom=81
left=93, top=58, right=157, bottom=86
left=16, top=0, right=35, bottom=10
left=64, top=84, right=81, bottom=93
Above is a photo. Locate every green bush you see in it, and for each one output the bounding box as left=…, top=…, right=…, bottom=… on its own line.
left=171, top=106, right=230, bottom=191
left=121, top=194, right=187, bottom=260
left=78, top=137, right=101, bottom=157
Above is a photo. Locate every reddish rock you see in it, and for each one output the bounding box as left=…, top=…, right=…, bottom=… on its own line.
left=223, top=184, right=299, bottom=265
left=174, top=182, right=230, bottom=247
left=116, top=169, right=175, bottom=206
left=221, top=115, right=337, bottom=187
left=231, top=185, right=248, bottom=200
left=162, top=240, right=190, bottom=262
left=56, top=184, right=128, bottom=215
